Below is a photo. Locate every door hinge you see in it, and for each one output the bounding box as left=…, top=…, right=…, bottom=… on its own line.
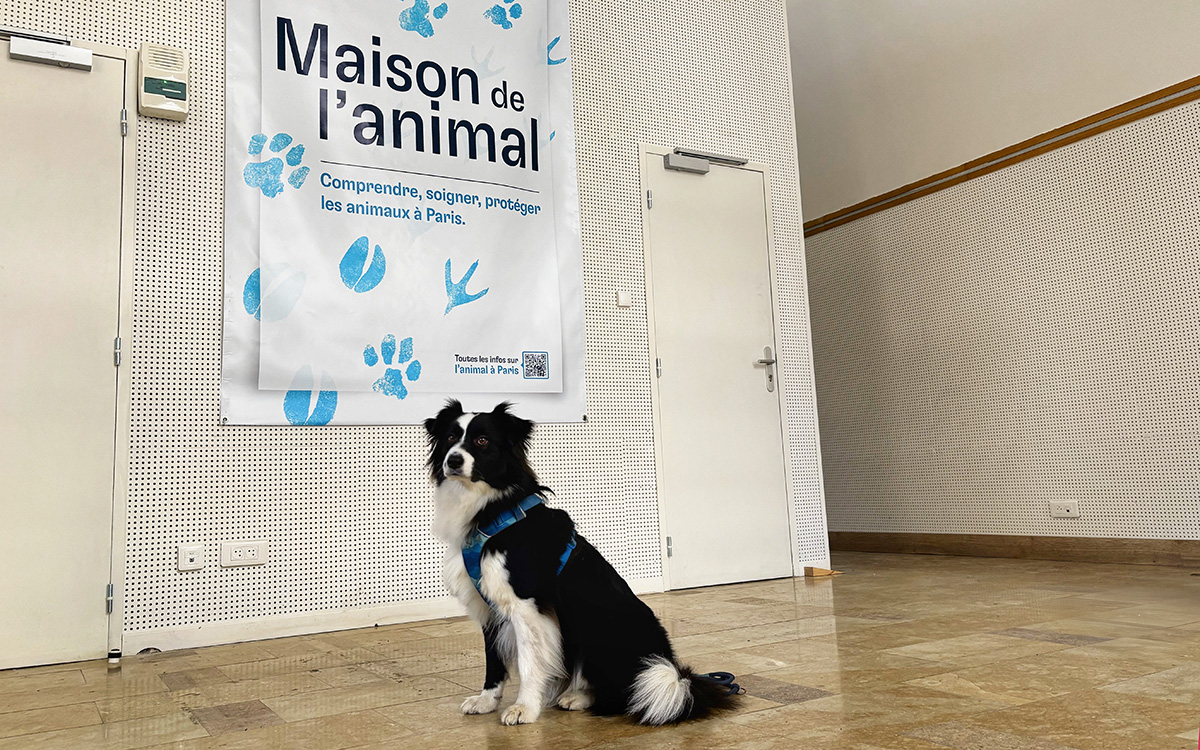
left=646, top=189, right=652, bottom=209
left=120, top=109, right=128, bottom=137
left=655, top=357, right=662, bottom=378
left=113, top=336, right=122, bottom=366
left=666, top=536, right=673, bottom=557
left=105, top=583, right=114, bottom=615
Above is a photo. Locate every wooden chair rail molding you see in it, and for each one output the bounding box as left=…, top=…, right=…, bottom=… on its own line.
left=803, top=74, right=1200, bottom=237
left=829, top=532, right=1200, bottom=568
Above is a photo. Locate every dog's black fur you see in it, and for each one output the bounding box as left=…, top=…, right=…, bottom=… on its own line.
left=424, top=400, right=736, bottom=725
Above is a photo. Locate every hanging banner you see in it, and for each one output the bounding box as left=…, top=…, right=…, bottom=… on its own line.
left=222, top=0, right=584, bottom=424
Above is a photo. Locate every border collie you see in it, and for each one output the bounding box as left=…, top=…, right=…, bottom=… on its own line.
left=424, top=400, right=736, bottom=725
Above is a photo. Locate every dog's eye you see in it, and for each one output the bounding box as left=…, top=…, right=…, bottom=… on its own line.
left=474, top=436, right=489, bottom=447
left=447, top=432, right=458, bottom=443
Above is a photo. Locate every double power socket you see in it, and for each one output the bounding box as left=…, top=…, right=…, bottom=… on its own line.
left=177, top=541, right=269, bottom=571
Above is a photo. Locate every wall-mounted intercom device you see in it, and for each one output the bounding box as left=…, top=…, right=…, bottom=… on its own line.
left=138, top=43, right=188, bottom=121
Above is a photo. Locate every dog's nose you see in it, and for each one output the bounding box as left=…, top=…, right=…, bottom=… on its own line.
left=446, top=452, right=464, bottom=470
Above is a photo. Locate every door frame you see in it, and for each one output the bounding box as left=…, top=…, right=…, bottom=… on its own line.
left=106, top=40, right=137, bottom=662
left=0, top=34, right=135, bottom=664
left=637, top=143, right=799, bottom=591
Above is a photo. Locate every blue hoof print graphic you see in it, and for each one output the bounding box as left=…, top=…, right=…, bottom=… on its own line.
left=339, top=236, right=387, bottom=293
left=444, top=258, right=489, bottom=314
left=243, top=268, right=263, bottom=318
left=283, top=366, right=338, bottom=425
left=547, top=36, right=566, bottom=65
left=243, top=266, right=306, bottom=322
left=244, top=132, right=309, bottom=198
left=400, top=0, right=448, bottom=37
left=485, top=0, right=521, bottom=28
left=363, top=334, right=422, bottom=400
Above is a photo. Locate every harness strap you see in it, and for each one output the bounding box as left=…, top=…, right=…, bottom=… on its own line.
left=462, top=495, right=575, bottom=602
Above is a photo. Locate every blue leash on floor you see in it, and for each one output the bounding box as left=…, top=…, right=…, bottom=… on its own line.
left=698, top=671, right=745, bottom=695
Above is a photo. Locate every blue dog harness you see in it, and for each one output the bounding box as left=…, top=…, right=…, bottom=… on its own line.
left=461, top=494, right=576, bottom=601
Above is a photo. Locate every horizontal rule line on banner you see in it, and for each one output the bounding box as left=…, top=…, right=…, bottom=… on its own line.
left=319, top=160, right=541, bottom=194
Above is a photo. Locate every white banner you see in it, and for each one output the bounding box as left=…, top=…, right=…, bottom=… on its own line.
left=222, top=0, right=584, bottom=424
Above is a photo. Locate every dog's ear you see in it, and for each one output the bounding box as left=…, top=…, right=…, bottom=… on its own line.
left=425, top=399, right=463, bottom=442
left=422, top=416, right=438, bottom=437
left=426, top=399, right=463, bottom=434
left=425, top=399, right=464, bottom=481
left=492, top=401, right=534, bottom=447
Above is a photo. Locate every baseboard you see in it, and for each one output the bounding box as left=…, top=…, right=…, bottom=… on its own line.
left=829, top=532, right=1200, bottom=568
left=626, top=576, right=665, bottom=595
left=122, top=596, right=466, bottom=654
left=123, top=576, right=667, bottom=655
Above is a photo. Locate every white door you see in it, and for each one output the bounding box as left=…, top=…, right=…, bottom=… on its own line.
left=0, top=41, right=126, bottom=668
left=642, top=148, right=793, bottom=589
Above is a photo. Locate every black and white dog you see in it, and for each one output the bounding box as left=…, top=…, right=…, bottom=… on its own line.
left=424, top=400, right=735, bottom=725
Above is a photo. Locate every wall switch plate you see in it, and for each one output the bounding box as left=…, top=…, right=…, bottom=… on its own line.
left=1049, top=500, right=1080, bottom=518
left=177, top=544, right=204, bottom=571
left=220, top=541, right=268, bottom=567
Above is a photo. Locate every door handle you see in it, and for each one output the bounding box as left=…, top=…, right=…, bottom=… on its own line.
left=757, top=346, right=776, bottom=392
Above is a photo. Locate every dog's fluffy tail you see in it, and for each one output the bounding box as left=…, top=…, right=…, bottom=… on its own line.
left=627, top=655, right=737, bottom=725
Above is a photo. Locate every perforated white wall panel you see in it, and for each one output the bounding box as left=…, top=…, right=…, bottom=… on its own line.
left=808, top=100, right=1200, bottom=540
left=1, top=0, right=826, bottom=637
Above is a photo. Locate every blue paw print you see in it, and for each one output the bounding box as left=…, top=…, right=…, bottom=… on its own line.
left=283, top=366, right=338, bottom=425
left=244, top=133, right=309, bottom=198
left=484, top=0, right=521, bottom=29
left=364, top=334, right=422, bottom=399
left=400, top=0, right=448, bottom=37
left=339, top=236, right=387, bottom=293
left=444, top=258, right=489, bottom=314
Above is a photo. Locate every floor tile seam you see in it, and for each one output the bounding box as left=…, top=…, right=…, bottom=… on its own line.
left=0, top=669, right=89, bottom=696
left=0, top=682, right=172, bottom=717
left=0, top=706, right=212, bottom=747
left=682, top=612, right=830, bottom=631
left=1090, top=663, right=1200, bottom=694
left=0, top=702, right=105, bottom=742
left=259, top=677, right=471, bottom=714
left=364, top=706, right=416, bottom=736
left=213, top=647, right=394, bottom=679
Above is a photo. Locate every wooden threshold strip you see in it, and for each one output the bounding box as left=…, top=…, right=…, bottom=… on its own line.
left=803, top=74, right=1200, bottom=237
left=829, top=531, right=1200, bottom=568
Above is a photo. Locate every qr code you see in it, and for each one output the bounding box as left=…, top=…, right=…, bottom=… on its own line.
left=522, top=351, right=549, bottom=379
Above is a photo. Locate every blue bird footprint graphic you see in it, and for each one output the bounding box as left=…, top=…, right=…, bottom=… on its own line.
left=364, top=334, right=422, bottom=399
left=444, top=259, right=489, bottom=314
left=244, top=133, right=309, bottom=198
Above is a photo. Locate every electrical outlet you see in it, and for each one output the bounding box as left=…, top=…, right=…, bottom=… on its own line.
left=220, top=541, right=268, bottom=567
left=1049, top=501, right=1080, bottom=518
left=177, top=544, right=204, bottom=571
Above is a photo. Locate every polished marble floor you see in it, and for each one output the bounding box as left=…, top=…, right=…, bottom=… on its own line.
left=2, top=552, right=1199, bottom=749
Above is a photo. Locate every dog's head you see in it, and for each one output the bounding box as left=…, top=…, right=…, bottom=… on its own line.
left=423, top=400, right=536, bottom=491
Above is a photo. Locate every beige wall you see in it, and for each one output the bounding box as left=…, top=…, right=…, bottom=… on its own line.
left=787, top=0, right=1200, bottom=219
left=0, top=0, right=828, bottom=648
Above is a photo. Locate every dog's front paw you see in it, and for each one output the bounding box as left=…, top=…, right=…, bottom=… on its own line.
left=556, top=690, right=593, bottom=711
left=461, top=693, right=501, bottom=714
left=500, top=703, right=539, bottom=725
